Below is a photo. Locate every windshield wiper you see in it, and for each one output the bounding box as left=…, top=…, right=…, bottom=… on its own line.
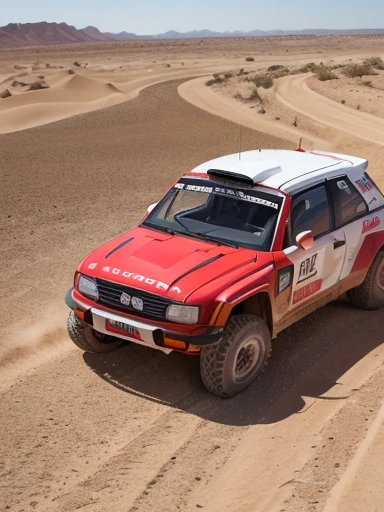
left=143, top=222, right=176, bottom=236
left=190, top=232, right=238, bottom=248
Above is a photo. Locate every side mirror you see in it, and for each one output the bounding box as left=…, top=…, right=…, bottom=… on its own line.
left=147, top=202, right=158, bottom=214
left=296, top=230, right=314, bottom=250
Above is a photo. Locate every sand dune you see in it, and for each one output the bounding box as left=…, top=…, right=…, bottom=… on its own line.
left=0, top=73, right=125, bottom=133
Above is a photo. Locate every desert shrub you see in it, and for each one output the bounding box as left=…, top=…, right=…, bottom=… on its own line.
left=267, top=64, right=285, bottom=72
left=315, top=67, right=338, bottom=81
left=258, top=106, right=266, bottom=114
left=364, top=56, right=384, bottom=69
left=73, top=61, right=81, bottom=67
left=234, top=88, right=262, bottom=103
left=205, top=73, right=225, bottom=86
left=246, top=74, right=274, bottom=89
left=299, top=62, right=319, bottom=73
left=363, top=80, right=372, bottom=87
left=27, top=82, right=49, bottom=91
left=271, top=66, right=290, bottom=78
left=12, top=80, right=28, bottom=87
left=245, top=88, right=262, bottom=102
left=68, top=69, right=75, bottom=75
left=245, top=57, right=254, bottom=62
left=224, top=72, right=233, bottom=79
left=343, top=63, right=378, bottom=78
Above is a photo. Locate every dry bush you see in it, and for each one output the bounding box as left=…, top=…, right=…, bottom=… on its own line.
left=234, top=87, right=262, bottom=103
left=27, top=82, right=49, bottom=91
left=343, top=63, right=378, bottom=78
left=245, top=74, right=274, bottom=89
left=68, top=69, right=75, bottom=75
left=267, top=65, right=285, bottom=72
left=270, top=66, right=290, bottom=78
left=245, top=57, right=254, bottom=62
left=364, top=56, right=384, bottom=69
left=299, top=62, right=319, bottom=73
left=12, top=80, right=28, bottom=87
left=315, top=67, right=338, bottom=81
left=205, top=73, right=229, bottom=86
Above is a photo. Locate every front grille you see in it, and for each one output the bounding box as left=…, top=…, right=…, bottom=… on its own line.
left=96, top=278, right=172, bottom=321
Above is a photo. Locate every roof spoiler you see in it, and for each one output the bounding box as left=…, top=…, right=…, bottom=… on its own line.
left=207, top=169, right=254, bottom=188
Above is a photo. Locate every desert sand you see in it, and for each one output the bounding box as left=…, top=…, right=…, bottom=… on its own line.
left=1, top=35, right=384, bottom=512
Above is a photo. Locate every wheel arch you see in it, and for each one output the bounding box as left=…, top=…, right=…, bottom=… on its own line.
left=230, top=292, right=273, bottom=334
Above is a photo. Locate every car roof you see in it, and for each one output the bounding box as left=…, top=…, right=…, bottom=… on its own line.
left=189, top=149, right=368, bottom=193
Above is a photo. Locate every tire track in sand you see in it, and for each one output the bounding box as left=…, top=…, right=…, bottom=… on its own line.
left=275, top=72, right=384, bottom=146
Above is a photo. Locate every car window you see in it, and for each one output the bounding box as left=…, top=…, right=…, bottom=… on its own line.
left=328, top=177, right=367, bottom=227
left=143, top=177, right=283, bottom=251
left=291, top=184, right=330, bottom=239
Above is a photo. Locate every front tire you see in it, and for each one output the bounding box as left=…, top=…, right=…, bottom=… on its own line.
left=200, top=314, right=271, bottom=398
left=67, top=311, right=124, bottom=353
left=348, top=250, right=384, bottom=310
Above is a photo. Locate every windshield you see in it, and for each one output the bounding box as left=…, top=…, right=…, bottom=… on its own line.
left=142, top=177, right=284, bottom=251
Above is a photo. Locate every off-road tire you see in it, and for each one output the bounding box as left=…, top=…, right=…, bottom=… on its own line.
left=200, top=314, right=271, bottom=398
left=67, top=311, right=124, bottom=353
left=348, top=249, right=384, bottom=310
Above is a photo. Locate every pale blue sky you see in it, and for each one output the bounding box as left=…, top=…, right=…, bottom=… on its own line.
left=2, top=0, right=383, bottom=34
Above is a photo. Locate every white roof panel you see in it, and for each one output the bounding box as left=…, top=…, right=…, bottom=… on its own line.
left=189, top=149, right=368, bottom=192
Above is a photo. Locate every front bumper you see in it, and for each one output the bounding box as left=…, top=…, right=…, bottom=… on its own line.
left=65, top=288, right=223, bottom=353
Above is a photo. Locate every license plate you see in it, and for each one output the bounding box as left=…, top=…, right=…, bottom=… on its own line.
left=107, top=319, right=136, bottom=335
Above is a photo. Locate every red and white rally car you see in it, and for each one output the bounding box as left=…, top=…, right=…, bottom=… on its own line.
left=65, top=149, right=384, bottom=397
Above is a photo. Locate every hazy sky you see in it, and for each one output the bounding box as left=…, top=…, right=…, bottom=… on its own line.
left=2, top=0, right=384, bottom=34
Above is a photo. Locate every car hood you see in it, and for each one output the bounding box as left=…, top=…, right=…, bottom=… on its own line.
left=78, top=226, right=271, bottom=302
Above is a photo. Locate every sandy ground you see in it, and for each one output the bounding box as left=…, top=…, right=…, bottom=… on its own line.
left=1, top=35, right=384, bottom=512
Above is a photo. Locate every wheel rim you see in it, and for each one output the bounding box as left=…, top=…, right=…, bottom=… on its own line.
left=233, top=337, right=265, bottom=384
left=378, top=259, right=384, bottom=292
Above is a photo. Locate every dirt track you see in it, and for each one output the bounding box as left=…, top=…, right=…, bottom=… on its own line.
left=1, top=77, right=384, bottom=511
left=275, top=73, right=384, bottom=146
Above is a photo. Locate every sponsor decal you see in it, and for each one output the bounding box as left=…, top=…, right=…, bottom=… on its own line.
left=173, top=183, right=279, bottom=209
left=298, top=254, right=318, bottom=283
left=362, top=216, right=381, bottom=234
left=102, top=267, right=170, bottom=291
left=293, top=279, right=322, bottom=304
left=171, top=286, right=182, bottom=294
left=337, top=180, right=351, bottom=194
left=88, top=263, right=98, bottom=269
left=355, top=175, right=373, bottom=193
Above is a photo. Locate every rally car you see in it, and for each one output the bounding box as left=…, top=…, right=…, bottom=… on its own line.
left=65, top=149, right=384, bottom=397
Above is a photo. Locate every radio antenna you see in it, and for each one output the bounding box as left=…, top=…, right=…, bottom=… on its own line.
left=238, top=124, right=242, bottom=161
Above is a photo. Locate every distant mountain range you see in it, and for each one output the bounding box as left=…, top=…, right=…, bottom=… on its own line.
left=108, top=28, right=384, bottom=40
left=1, top=22, right=384, bottom=48
left=0, top=22, right=113, bottom=47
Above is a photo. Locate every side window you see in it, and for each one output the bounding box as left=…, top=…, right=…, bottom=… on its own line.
left=328, top=177, right=367, bottom=227
left=291, top=184, right=330, bottom=239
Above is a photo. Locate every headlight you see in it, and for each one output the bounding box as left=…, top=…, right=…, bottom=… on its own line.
left=78, top=275, right=99, bottom=301
left=166, top=304, right=199, bottom=324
